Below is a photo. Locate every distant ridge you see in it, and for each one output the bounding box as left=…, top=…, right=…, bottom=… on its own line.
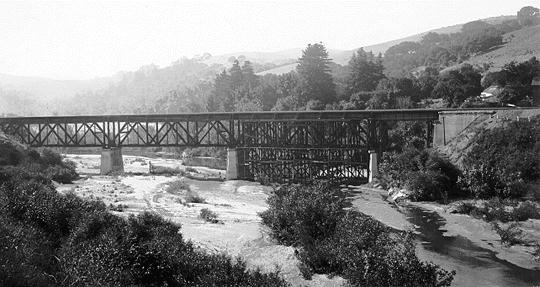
left=256, top=15, right=517, bottom=75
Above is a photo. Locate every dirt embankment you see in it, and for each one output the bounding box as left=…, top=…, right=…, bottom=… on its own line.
left=429, top=108, right=540, bottom=269
left=437, top=108, right=540, bottom=167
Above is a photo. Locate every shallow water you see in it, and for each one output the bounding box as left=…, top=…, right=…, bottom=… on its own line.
left=401, top=205, right=540, bottom=287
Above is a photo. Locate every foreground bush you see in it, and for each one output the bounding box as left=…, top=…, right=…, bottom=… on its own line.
left=260, top=182, right=455, bottom=286
left=379, top=148, right=461, bottom=201
left=0, top=166, right=289, bottom=286
left=461, top=116, right=540, bottom=199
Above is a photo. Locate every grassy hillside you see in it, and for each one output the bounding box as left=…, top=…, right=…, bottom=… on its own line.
left=465, top=24, right=540, bottom=71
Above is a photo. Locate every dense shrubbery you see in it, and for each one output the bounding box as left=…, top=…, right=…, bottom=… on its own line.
left=379, top=148, right=461, bottom=201
left=460, top=117, right=540, bottom=199
left=0, top=142, right=78, bottom=183
left=0, top=152, right=288, bottom=286
left=260, top=182, right=455, bottom=286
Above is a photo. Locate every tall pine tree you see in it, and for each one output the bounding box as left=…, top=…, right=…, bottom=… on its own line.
left=296, top=43, right=336, bottom=107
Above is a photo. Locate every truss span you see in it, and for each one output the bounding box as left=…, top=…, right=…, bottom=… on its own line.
left=0, top=110, right=440, bottom=183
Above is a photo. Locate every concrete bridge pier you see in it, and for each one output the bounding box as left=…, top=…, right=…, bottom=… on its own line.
left=368, top=150, right=378, bottom=183
left=226, top=148, right=244, bottom=180
left=100, top=147, right=124, bottom=175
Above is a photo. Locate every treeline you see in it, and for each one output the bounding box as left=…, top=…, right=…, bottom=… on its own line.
left=196, top=6, right=539, bottom=112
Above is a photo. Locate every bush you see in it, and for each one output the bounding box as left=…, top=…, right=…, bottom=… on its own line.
left=0, top=142, right=23, bottom=166
left=165, top=179, right=190, bottom=194
left=461, top=117, right=540, bottom=199
left=151, top=165, right=185, bottom=175
left=199, top=208, right=220, bottom=223
left=44, top=163, right=79, bottom=184
left=260, top=182, right=455, bottom=286
left=0, top=143, right=79, bottom=183
left=41, top=148, right=64, bottom=166
left=454, top=199, right=540, bottom=222
left=379, top=148, right=461, bottom=201
left=185, top=190, right=206, bottom=203
left=492, top=222, right=525, bottom=246
left=259, top=182, right=345, bottom=246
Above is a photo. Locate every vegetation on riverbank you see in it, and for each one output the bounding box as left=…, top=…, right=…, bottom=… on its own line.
left=0, top=142, right=289, bottom=286
left=379, top=115, right=540, bottom=252
left=260, top=182, right=455, bottom=286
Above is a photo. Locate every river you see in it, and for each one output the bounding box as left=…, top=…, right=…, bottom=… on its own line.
left=403, top=204, right=540, bottom=287
left=349, top=186, right=540, bottom=287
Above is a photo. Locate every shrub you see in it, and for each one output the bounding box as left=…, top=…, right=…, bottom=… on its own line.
left=492, top=222, right=525, bottom=246
left=41, top=148, right=64, bottom=166
left=44, top=163, right=79, bottom=183
left=0, top=142, right=23, bottom=166
left=151, top=165, right=185, bottom=175
left=165, top=179, right=190, bottom=194
left=199, top=208, right=220, bottom=223
left=454, top=198, right=540, bottom=222
left=379, top=148, right=461, bottom=201
left=185, top=166, right=199, bottom=173
left=185, top=190, right=206, bottom=203
left=259, top=182, right=345, bottom=246
left=461, top=117, right=540, bottom=199
left=533, top=243, right=540, bottom=262
left=260, top=182, right=454, bottom=286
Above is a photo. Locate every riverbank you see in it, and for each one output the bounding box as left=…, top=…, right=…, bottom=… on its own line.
left=409, top=200, right=540, bottom=270
left=347, top=186, right=540, bottom=287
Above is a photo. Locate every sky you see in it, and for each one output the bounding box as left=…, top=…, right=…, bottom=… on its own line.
left=0, top=0, right=537, bottom=80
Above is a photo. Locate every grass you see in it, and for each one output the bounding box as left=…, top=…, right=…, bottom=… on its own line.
left=199, top=208, right=220, bottom=223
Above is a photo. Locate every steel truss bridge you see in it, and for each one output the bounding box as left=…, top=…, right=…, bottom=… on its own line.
left=0, top=110, right=439, bottom=183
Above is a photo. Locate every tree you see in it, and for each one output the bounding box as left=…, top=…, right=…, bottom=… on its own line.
left=375, top=78, right=420, bottom=109
left=432, top=64, right=482, bottom=107
left=296, top=43, right=337, bottom=106
left=517, top=6, right=540, bottom=26
left=345, top=48, right=385, bottom=95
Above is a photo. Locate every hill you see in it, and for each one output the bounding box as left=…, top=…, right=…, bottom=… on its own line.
left=254, top=15, right=519, bottom=75
left=0, top=73, right=117, bottom=101
left=465, top=24, right=540, bottom=71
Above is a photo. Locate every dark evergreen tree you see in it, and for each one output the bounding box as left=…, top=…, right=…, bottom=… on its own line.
left=345, top=48, right=385, bottom=95
left=296, top=43, right=337, bottom=106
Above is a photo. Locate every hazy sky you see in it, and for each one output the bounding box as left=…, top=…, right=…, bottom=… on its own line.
left=0, top=0, right=537, bottom=80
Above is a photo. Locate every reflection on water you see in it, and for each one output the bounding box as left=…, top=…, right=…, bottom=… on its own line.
left=401, top=205, right=540, bottom=287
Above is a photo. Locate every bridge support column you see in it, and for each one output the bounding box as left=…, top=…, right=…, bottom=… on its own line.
left=100, top=147, right=124, bottom=175
left=368, top=150, right=378, bottom=183
left=226, top=148, right=242, bottom=180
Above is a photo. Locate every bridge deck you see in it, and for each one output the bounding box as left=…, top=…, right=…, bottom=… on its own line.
left=1, top=108, right=523, bottom=183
